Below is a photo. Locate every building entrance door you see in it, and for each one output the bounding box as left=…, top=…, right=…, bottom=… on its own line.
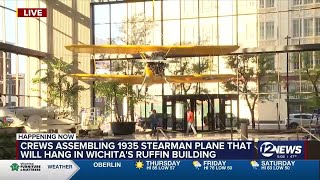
left=162, top=94, right=238, bottom=132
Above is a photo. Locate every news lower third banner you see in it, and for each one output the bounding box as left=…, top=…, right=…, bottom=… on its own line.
left=16, top=140, right=255, bottom=159
left=0, top=160, right=318, bottom=180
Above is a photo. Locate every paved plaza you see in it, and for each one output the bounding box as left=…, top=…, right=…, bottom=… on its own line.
left=91, top=131, right=307, bottom=141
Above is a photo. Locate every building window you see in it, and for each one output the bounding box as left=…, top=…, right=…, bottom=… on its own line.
left=266, top=21, right=274, bottom=40
left=265, top=54, right=275, bottom=70
left=292, top=53, right=300, bottom=70
left=301, top=52, right=313, bottom=67
left=304, top=0, right=313, bottom=4
left=293, top=0, right=302, bottom=5
left=316, top=18, right=320, bottom=36
left=266, top=0, right=274, bottom=7
left=259, top=22, right=265, bottom=40
left=303, top=18, right=313, bottom=37
left=260, top=0, right=264, bottom=8
left=293, top=19, right=302, bottom=37
left=315, top=51, right=320, bottom=65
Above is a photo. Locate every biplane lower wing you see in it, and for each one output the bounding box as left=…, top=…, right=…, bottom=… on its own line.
left=71, top=74, right=235, bottom=84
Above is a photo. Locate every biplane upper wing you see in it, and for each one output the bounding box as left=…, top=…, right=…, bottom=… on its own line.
left=71, top=74, right=235, bottom=84
left=65, top=45, right=239, bottom=57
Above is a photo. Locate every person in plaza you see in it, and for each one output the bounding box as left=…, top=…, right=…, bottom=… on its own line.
left=149, top=109, right=159, bottom=136
left=186, top=107, right=197, bottom=136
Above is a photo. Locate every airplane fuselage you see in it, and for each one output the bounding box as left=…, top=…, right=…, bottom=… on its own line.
left=145, top=64, right=154, bottom=77
left=142, top=62, right=166, bottom=88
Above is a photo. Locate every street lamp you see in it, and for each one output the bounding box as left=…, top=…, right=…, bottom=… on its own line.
left=285, top=35, right=291, bottom=128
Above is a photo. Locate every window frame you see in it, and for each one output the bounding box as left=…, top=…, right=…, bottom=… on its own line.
left=303, top=18, right=314, bottom=37
left=266, top=21, right=274, bottom=40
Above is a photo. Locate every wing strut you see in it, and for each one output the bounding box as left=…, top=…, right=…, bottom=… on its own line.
left=163, top=76, right=175, bottom=92
left=138, top=75, right=148, bottom=95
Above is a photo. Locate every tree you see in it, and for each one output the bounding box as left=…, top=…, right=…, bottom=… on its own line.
left=32, top=57, right=87, bottom=114
left=94, top=13, right=156, bottom=122
left=118, top=12, right=156, bottom=75
left=292, top=51, right=320, bottom=112
left=223, top=55, right=275, bottom=129
left=169, top=42, right=211, bottom=95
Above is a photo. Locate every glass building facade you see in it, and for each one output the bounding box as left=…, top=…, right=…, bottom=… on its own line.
left=92, top=0, right=320, bottom=121
left=0, top=0, right=47, bottom=107
left=0, top=0, right=91, bottom=112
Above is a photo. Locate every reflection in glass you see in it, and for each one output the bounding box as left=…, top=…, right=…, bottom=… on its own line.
left=238, top=15, right=257, bottom=47
left=0, top=8, right=2, bottom=42
left=128, top=2, right=144, bottom=18
left=218, top=16, right=234, bottom=45
left=5, top=10, right=16, bottom=44
left=95, top=24, right=110, bottom=44
left=145, top=1, right=161, bottom=21
left=111, top=23, right=125, bottom=44
left=218, top=0, right=235, bottom=16
left=94, top=5, right=110, bottom=24
left=127, top=22, right=148, bottom=45
left=199, top=18, right=218, bottom=45
left=110, top=4, right=127, bottom=23
left=18, top=18, right=25, bottom=47
left=146, top=21, right=161, bottom=45
left=18, top=55, right=26, bottom=74
left=163, top=20, right=180, bottom=45
left=181, top=19, right=198, bottom=44
left=181, top=0, right=198, bottom=18
left=163, top=0, right=180, bottom=20
left=199, top=0, right=217, bottom=17
left=5, top=0, right=16, bottom=10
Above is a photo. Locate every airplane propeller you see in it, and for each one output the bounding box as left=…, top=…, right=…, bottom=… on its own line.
left=136, top=49, right=176, bottom=96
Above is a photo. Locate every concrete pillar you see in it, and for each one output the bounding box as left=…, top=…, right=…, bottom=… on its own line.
left=240, top=122, right=248, bottom=140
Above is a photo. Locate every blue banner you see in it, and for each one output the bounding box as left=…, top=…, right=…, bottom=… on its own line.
left=0, top=160, right=318, bottom=179
left=71, top=160, right=319, bottom=180
left=17, top=140, right=255, bottom=160
left=258, top=141, right=305, bottom=159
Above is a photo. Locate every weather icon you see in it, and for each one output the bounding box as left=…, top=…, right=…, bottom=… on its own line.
left=250, top=160, right=259, bottom=169
left=135, top=161, right=144, bottom=169
left=192, top=161, right=202, bottom=169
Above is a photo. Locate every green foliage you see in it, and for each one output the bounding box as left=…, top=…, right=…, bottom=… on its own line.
left=223, top=55, right=276, bottom=128
left=32, top=57, right=87, bottom=112
left=94, top=82, right=145, bottom=122
left=0, top=121, right=10, bottom=128
left=291, top=51, right=320, bottom=111
left=304, top=96, right=320, bottom=112
left=292, top=52, right=320, bottom=97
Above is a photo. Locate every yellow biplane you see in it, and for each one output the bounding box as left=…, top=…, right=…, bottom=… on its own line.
left=65, top=45, right=239, bottom=93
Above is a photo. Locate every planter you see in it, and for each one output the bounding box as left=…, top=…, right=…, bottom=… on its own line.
left=0, top=127, right=26, bottom=135
left=110, top=122, right=136, bottom=135
left=0, top=127, right=25, bottom=160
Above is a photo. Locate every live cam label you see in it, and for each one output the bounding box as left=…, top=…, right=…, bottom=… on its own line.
left=17, top=8, right=47, bottom=17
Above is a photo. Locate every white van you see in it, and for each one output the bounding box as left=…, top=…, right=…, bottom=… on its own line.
left=286, top=113, right=318, bottom=129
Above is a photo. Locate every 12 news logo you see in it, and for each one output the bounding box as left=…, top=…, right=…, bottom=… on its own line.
left=16, top=8, right=47, bottom=17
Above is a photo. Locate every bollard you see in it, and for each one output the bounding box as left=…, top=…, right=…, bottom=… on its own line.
left=240, top=122, right=248, bottom=140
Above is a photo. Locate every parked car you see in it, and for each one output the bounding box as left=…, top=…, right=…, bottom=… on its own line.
left=214, top=113, right=249, bottom=128
left=286, top=113, right=317, bottom=129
